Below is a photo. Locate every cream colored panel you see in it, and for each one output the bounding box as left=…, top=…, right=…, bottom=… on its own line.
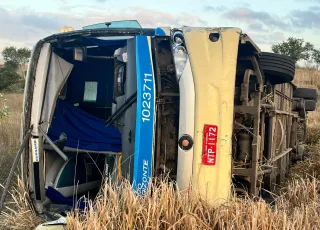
left=183, top=27, right=241, bottom=205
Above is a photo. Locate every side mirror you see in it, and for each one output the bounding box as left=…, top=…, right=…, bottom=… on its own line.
left=74, top=47, right=87, bottom=61
left=114, top=60, right=126, bottom=97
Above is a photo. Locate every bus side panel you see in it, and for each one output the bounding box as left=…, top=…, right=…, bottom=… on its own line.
left=183, top=28, right=241, bottom=205
left=132, top=36, right=156, bottom=195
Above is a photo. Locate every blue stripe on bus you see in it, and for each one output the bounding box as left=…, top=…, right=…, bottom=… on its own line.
left=133, top=36, right=155, bottom=196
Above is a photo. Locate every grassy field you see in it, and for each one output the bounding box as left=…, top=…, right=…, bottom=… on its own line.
left=294, top=68, right=320, bottom=146
left=0, top=68, right=320, bottom=229
left=0, top=94, right=22, bottom=184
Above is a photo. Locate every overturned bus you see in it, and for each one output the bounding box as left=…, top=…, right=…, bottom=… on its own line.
left=17, top=20, right=317, bottom=216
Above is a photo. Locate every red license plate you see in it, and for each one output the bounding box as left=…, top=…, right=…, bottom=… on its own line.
left=202, top=125, right=218, bottom=165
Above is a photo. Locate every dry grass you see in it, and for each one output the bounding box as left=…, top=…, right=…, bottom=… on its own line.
left=0, top=177, right=42, bottom=230
left=2, top=173, right=320, bottom=229
left=289, top=144, right=320, bottom=180
left=294, top=68, right=320, bottom=144
left=65, top=177, right=320, bottom=230
left=0, top=93, right=23, bottom=187
left=0, top=93, right=22, bottom=148
left=0, top=93, right=24, bottom=229
left=293, top=68, right=320, bottom=90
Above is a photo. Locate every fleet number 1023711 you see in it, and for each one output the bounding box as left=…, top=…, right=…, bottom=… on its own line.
left=141, top=73, right=153, bottom=122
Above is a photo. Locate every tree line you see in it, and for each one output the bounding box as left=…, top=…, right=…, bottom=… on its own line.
left=0, top=46, right=31, bottom=91
left=272, top=37, right=320, bottom=67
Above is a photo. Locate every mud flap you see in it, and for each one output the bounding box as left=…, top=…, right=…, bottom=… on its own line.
left=132, top=36, right=156, bottom=195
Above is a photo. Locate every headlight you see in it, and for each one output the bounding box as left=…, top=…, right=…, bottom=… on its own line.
left=172, top=30, right=184, bottom=45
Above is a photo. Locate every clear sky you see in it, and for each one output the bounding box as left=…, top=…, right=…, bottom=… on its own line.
left=0, top=0, right=319, bottom=59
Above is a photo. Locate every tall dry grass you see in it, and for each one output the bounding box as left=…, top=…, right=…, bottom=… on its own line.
left=0, top=177, right=42, bottom=230
left=293, top=68, right=320, bottom=90
left=0, top=93, right=24, bottom=229
left=294, top=68, right=320, bottom=145
left=2, top=172, right=320, bottom=229
left=0, top=93, right=23, bottom=185
left=65, top=177, right=320, bottom=230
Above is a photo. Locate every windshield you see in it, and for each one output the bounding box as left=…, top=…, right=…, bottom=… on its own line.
left=83, top=20, right=142, bottom=30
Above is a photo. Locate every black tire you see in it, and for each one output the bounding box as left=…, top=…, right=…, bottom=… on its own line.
left=292, top=98, right=305, bottom=111
left=260, top=52, right=295, bottom=84
left=293, top=87, right=318, bottom=100
left=305, top=99, right=317, bottom=111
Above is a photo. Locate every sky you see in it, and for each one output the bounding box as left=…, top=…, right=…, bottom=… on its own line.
left=0, top=0, right=319, bottom=60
